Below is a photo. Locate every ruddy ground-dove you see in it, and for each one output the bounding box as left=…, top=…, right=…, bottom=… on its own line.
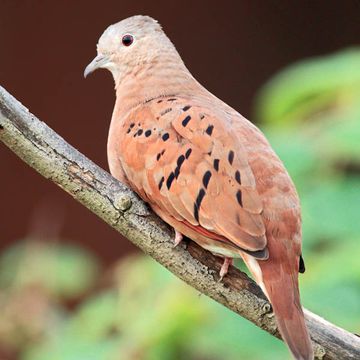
left=84, top=15, right=313, bottom=360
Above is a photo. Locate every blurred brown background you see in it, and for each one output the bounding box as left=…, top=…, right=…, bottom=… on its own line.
left=1, top=0, right=360, bottom=263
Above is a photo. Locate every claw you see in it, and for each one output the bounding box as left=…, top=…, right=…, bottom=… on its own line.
left=219, top=257, right=233, bottom=281
left=174, top=230, right=183, bottom=247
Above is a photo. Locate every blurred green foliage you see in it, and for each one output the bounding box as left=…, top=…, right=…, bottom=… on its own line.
left=0, top=48, right=359, bottom=360
left=256, top=48, right=360, bottom=332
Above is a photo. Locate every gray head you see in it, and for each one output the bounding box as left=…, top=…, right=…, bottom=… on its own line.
left=84, top=15, right=179, bottom=81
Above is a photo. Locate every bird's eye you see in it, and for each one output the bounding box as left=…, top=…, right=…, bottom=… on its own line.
left=122, top=34, right=134, bottom=46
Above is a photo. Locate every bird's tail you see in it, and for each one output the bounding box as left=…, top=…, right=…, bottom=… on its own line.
left=259, top=262, right=313, bottom=360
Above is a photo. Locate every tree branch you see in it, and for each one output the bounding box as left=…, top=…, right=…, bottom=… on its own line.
left=0, top=86, right=359, bottom=359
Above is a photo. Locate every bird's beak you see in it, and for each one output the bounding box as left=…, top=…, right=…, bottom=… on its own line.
left=84, top=54, right=110, bottom=78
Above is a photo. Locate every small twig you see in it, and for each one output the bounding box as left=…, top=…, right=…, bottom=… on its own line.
left=0, top=86, right=359, bottom=359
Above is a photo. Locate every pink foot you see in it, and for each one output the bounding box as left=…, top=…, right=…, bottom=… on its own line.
left=174, top=230, right=183, bottom=247
left=219, top=257, right=233, bottom=281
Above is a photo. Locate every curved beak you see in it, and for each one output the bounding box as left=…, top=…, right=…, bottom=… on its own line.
left=84, top=54, right=110, bottom=78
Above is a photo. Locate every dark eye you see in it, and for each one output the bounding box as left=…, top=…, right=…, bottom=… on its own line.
left=122, top=34, right=134, bottom=46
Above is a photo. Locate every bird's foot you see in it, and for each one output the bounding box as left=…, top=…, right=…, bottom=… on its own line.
left=174, top=230, right=183, bottom=247
left=219, top=257, right=233, bottom=281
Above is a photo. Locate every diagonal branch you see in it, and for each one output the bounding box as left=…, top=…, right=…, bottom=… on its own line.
left=0, top=85, right=359, bottom=359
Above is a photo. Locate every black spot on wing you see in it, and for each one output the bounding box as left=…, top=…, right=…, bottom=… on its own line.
left=235, top=170, right=241, bottom=184
left=202, top=171, right=212, bottom=189
left=228, top=150, right=235, bottom=165
left=166, top=172, right=175, bottom=190
left=162, top=133, right=170, bottom=141
left=205, top=125, right=214, bottom=136
left=182, top=105, right=191, bottom=111
left=177, top=155, right=185, bottom=167
left=194, top=188, right=206, bottom=222
left=182, top=115, right=191, bottom=127
left=213, top=159, right=220, bottom=171
left=126, top=123, right=135, bottom=134
left=236, top=190, right=243, bottom=206
left=158, top=176, right=165, bottom=190
left=185, top=148, right=192, bottom=159
left=145, top=130, right=152, bottom=137
left=174, top=155, right=185, bottom=178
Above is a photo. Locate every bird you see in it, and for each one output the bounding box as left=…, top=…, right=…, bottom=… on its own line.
left=84, top=15, right=313, bottom=360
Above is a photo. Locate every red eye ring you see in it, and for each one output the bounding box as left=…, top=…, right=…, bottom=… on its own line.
left=122, top=34, right=134, bottom=46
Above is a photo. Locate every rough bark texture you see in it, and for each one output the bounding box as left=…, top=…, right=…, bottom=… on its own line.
left=0, top=85, right=359, bottom=359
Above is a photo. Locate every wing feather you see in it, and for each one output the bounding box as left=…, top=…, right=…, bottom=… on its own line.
left=118, top=98, right=267, bottom=253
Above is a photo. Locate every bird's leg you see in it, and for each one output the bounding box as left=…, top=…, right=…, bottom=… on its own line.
left=174, top=230, right=183, bottom=247
left=219, top=257, right=233, bottom=281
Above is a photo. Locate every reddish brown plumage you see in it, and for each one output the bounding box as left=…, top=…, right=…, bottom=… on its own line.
left=85, top=15, right=314, bottom=360
left=258, top=234, right=312, bottom=360
left=109, top=96, right=313, bottom=359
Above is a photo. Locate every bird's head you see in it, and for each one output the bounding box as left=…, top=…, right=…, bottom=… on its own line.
left=84, top=15, right=177, bottom=83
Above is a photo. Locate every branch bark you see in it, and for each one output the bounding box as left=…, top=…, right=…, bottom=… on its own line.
left=0, top=85, right=359, bottom=359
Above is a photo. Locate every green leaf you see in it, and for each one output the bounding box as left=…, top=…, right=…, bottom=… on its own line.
left=255, top=48, right=360, bottom=127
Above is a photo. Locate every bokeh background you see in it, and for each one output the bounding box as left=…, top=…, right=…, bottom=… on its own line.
left=1, top=1, right=359, bottom=359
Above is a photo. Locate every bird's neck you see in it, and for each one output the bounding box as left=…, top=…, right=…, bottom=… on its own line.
left=113, top=53, right=205, bottom=113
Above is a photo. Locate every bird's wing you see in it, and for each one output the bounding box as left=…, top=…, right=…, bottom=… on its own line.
left=118, top=97, right=267, bottom=253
